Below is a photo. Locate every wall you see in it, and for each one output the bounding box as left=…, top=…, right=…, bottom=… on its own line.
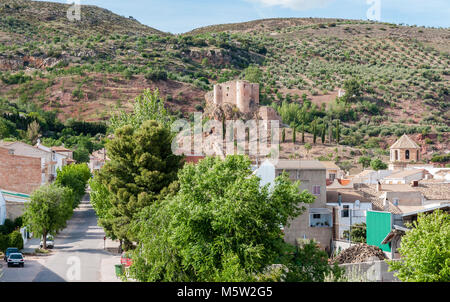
left=385, top=191, right=423, bottom=206
left=328, top=203, right=372, bottom=239
left=0, top=148, right=42, bottom=194
left=5, top=201, right=26, bottom=221
left=0, top=192, right=5, bottom=225
left=340, top=260, right=400, bottom=282
left=390, top=148, right=420, bottom=162
left=282, top=168, right=332, bottom=250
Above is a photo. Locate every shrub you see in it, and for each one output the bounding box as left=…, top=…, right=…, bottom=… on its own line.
left=0, top=234, right=9, bottom=252
left=8, top=230, right=24, bottom=250
left=145, top=69, right=167, bottom=81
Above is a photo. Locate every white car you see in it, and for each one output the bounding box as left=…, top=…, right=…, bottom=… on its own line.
left=7, top=253, right=24, bottom=267
left=40, top=235, right=54, bottom=249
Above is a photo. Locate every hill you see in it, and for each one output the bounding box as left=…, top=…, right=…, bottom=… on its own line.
left=0, top=0, right=448, bottom=163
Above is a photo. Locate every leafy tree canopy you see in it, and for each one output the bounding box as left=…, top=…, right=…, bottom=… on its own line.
left=23, top=184, right=73, bottom=248
left=128, top=155, right=316, bottom=282
left=388, top=210, right=450, bottom=282
left=109, top=89, right=174, bottom=132
left=94, top=120, right=183, bottom=248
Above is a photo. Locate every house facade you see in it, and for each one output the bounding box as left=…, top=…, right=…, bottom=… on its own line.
left=326, top=189, right=373, bottom=239
left=89, top=148, right=109, bottom=173
left=256, top=160, right=332, bottom=251
left=0, top=147, right=42, bottom=194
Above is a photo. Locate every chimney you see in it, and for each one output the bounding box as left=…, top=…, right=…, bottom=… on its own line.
left=377, top=181, right=382, bottom=192
left=383, top=198, right=389, bottom=211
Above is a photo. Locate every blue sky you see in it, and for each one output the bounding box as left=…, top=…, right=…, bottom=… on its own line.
left=38, top=0, right=450, bottom=33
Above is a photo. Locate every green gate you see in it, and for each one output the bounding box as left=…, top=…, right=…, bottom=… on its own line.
left=366, top=211, right=392, bottom=252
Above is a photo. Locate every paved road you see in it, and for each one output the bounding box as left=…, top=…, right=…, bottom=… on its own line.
left=1, top=196, right=120, bottom=282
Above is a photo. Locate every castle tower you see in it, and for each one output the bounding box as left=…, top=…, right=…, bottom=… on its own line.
left=236, top=80, right=259, bottom=113
left=389, top=134, right=421, bottom=171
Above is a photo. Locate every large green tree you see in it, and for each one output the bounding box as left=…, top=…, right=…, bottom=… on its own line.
left=55, top=163, right=91, bottom=208
left=388, top=210, right=450, bottom=282
left=94, top=120, right=183, bottom=250
left=128, top=155, right=316, bottom=282
left=24, top=184, right=73, bottom=249
left=109, top=89, right=174, bottom=132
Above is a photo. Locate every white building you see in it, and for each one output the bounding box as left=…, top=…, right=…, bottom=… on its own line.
left=0, top=190, right=6, bottom=225
left=382, top=169, right=425, bottom=185
left=327, top=189, right=373, bottom=239
left=351, top=169, right=393, bottom=185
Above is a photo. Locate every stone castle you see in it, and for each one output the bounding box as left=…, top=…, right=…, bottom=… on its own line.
left=205, top=80, right=280, bottom=122
left=213, top=80, right=260, bottom=114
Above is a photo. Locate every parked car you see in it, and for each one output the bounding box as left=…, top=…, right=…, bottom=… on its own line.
left=7, top=253, right=24, bottom=267
left=40, top=235, right=54, bottom=249
left=120, top=252, right=133, bottom=267
left=4, top=247, right=19, bottom=261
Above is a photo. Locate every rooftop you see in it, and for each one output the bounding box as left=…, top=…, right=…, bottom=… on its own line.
left=274, top=160, right=326, bottom=170
left=327, top=189, right=372, bottom=203
left=320, top=161, right=341, bottom=170
left=390, top=134, right=420, bottom=149
left=51, top=146, right=72, bottom=152
left=384, top=169, right=425, bottom=179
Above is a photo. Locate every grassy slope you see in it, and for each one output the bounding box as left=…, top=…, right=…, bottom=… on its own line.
left=0, top=1, right=448, bottom=162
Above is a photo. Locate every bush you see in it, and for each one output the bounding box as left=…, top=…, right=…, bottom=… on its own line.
left=8, top=230, right=24, bottom=250
left=0, top=231, right=24, bottom=252
left=145, top=69, right=167, bottom=81
left=0, top=234, right=9, bottom=252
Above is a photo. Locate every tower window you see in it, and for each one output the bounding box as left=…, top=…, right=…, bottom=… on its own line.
left=406, top=150, right=410, bottom=160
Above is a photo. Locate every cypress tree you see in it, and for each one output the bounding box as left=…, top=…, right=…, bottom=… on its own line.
left=336, top=120, right=340, bottom=144
left=293, top=127, right=296, bottom=144
left=301, top=123, right=305, bottom=144
left=312, top=120, right=317, bottom=144
left=321, top=124, right=326, bottom=144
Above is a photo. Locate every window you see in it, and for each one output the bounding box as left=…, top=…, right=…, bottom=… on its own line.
left=342, top=205, right=349, bottom=218
left=395, top=150, right=399, bottom=161
left=416, top=150, right=419, bottom=160
left=329, top=173, right=336, bottom=181
left=313, top=185, right=321, bottom=195
left=405, top=150, right=410, bottom=160
left=313, top=214, right=321, bottom=219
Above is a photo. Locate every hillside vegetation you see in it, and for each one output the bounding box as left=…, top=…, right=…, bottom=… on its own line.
left=0, top=0, right=448, bottom=163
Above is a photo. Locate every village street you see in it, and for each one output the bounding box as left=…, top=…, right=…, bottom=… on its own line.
left=0, top=195, right=121, bottom=282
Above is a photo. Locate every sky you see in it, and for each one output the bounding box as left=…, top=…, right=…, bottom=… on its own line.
left=37, top=0, right=450, bottom=33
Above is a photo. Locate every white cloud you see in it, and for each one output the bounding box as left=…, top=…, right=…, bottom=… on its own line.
left=247, top=0, right=335, bottom=11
